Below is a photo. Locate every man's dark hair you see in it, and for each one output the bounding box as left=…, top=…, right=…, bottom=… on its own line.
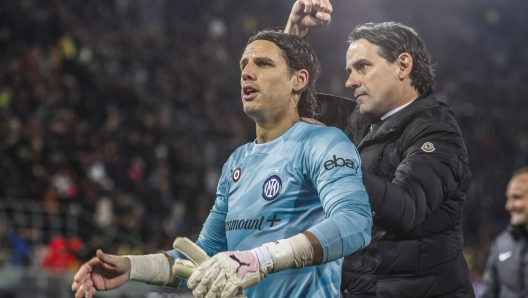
left=348, top=22, right=436, bottom=94
left=247, top=30, right=321, bottom=118
left=513, top=166, right=528, bottom=178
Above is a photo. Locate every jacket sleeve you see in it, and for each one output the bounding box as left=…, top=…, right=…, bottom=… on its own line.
left=480, top=239, right=500, bottom=298
left=363, top=121, right=470, bottom=234
left=317, top=94, right=357, bottom=130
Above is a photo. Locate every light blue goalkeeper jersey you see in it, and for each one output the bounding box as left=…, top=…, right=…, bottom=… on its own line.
left=168, top=121, right=372, bottom=297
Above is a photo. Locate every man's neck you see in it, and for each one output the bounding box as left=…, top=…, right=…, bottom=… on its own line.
left=255, top=116, right=300, bottom=144
left=380, top=100, right=415, bottom=121
left=379, top=87, right=420, bottom=120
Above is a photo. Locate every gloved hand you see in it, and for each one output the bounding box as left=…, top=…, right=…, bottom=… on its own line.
left=187, top=250, right=265, bottom=298
left=171, top=237, right=210, bottom=280
left=173, top=234, right=314, bottom=298
left=172, top=237, right=250, bottom=298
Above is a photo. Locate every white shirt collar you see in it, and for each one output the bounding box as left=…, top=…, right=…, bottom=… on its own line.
left=380, top=100, right=415, bottom=121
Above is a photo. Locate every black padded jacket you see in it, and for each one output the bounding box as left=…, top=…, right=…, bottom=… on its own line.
left=319, top=92, right=475, bottom=297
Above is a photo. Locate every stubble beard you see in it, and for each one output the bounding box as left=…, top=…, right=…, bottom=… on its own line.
left=243, top=101, right=265, bottom=123
left=359, top=101, right=381, bottom=120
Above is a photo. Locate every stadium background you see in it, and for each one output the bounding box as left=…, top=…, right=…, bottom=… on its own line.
left=0, top=0, right=527, bottom=297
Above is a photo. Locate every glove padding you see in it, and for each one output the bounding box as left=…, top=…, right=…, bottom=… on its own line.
left=171, top=237, right=209, bottom=279
left=172, top=237, right=248, bottom=298
left=188, top=250, right=264, bottom=298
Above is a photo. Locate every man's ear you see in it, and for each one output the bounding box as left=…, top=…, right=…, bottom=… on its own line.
left=293, top=69, right=309, bottom=92
left=397, top=53, right=413, bottom=80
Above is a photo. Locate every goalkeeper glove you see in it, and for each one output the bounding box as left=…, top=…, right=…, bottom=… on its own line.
left=172, top=237, right=249, bottom=298
left=186, top=233, right=313, bottom=298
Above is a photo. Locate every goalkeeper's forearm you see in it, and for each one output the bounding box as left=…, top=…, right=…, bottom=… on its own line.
left=253, top=232, right=321, bottom=276
left=184, top=232, right=322, bottom=298
left=161, top=231, right=322, bottom=288
left=124, top=253, right=180, bottom=287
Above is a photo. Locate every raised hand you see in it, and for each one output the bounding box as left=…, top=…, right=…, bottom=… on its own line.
left=72, top=250, right=131, bottom=298
left=286, top=0, right=333, bottom=36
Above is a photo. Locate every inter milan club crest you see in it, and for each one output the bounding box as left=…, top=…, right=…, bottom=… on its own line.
left=232, top=168, right=241, bottom=182
left=421, top=142, right=435, bottom=153
left=262, top=175, right=282, bottom=201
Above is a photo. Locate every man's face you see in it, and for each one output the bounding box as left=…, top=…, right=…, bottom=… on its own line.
left=345, top=38, right=401, bottom=119
left=240, top=40, right=297, bottom=122
left=505, top=173, right=528, bottom=229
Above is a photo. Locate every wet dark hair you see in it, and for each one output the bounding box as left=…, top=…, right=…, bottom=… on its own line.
left=348, top=22, right=436, bottom=94
left=246, top=29, right=321, bottom=118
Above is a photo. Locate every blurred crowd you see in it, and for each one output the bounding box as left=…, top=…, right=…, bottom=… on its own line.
left=0, top=0, right=256, bottom=269
left=0, top=0, right=527, bottom=292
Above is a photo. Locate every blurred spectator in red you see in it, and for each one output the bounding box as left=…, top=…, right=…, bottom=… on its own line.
left=41, top=235, right=83, bottom=271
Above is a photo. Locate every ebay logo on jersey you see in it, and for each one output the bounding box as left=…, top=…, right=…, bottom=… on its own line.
left=324, top=155, right=359, bottom=173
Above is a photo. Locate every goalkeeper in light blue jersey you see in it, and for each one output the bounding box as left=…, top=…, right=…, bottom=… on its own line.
left=72, top=29, right=372, bottom=298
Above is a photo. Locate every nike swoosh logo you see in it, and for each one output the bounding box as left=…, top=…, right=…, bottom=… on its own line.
left=498, top=251, right=512, bottom=262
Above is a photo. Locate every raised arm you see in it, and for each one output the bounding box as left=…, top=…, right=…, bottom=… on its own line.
left=284, top=0, right=333, bottom=37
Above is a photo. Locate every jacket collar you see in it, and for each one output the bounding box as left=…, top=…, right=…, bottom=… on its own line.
left=374, top=92, right=436, bottom=136
left=356, top=92, right=438, bottom=147
left=508, top=225, right=528, bottom=240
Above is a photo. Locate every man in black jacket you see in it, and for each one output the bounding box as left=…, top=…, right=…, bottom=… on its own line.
left=285, top=1, right=475, bottom=297
left=480, top=167, right=528, bottom=298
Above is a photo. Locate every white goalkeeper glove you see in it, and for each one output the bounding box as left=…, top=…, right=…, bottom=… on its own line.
left=171, top=237, right=249, bottom=298
left=171, top=237, right=210, bottom=280
left=186, top=233, right=314, bottom=298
